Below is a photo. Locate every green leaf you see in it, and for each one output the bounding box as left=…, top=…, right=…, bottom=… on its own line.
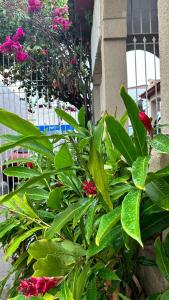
left=25, top=188, right=49, bottom=200
left=121, top=189, right=143, bottom=246
left=73, top=199, right=92, bottom=227
left=45, top=203, right=81, bottom=238
left=93, top=117, right=104, bottom=153
left=120, top=86, right=148, bottom=156
left=96, top=206, right=121, bottom=245
left=147, top=295, right=161, bottom=300
left=0, top=108, right=51, bottom=149
left=3, top=166, right=40, bottom=178
left=132, top=156, right=149, bottom=190
left=106, top=115, right=137, bottom=165
left=160, top=289, right=169, bottom=300
left=78, top=107, right=85, bottom=127
left=59, top=282, right=75, bottom=300
left=0, top=220, right=20, bottom=239
left=0, top=170, right=56, bottom=203
left=73, top=263, right=90, bottom=300
left=33, top=254, right=71, bottom=277
left=146, top=179, right=169, bottom=210
left=55, top=108, right=79, bottom=131
left=155, top=238, right=169, bottom=280
left=5, top=227, right=41, bottom=260
left=86, top=278, right=97, bottom=300
left=47, top=188, right=63, bottom=209
left=150, top=134, right=169, bottom=153
left=110, top=185, right=133, bottom=201
left=119, top=294, right=131, bottom=300
left=14, top=194, right=39, bottom=219
left=29, top=239, right=86, bottom=260
left=54, top=143, right=73, bottom=171
left=0, top=135, right=54, bottom=160
left=88, top=141, right=112, bottom=209
left=85, top=201, right=97, bottom=244
left=142, top=212, right=169, bottom=240
left=99, top=269, right=121, bottom=281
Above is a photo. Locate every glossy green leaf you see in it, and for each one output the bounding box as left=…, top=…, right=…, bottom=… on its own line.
left=120, top=86, right=148, bottom=156
left=132, top=156, right=149, bottom=189
left=0, top=170, right=56, bottom=203
left=119, top=294, right=131, bottom=300
left=54, top=143, right=73, bottom=171
left=99, top=269, right=121, bottom=281
left=55, top=108, right=79, bottom=131
left=29, top=239, right=86, bottom=260
left=150, top=134, right=169, bottom=153
left=3, top=166, right=40, bottom=178
left=45, top=203, right=81, bottom=238
left=160, top=289, right=169, bottom=300
left=78, top=107, right=85, bottom=127
left=59, top=282, right=74, bottom=300
left=106, top=115, right=137, bottom=165
left=147, top=295, right=161, bottom=300
left=73, top=199, right=92, bottom=227
left=96, top=206, right=121, bottom=245
left=93, top=117, right=104, bottom=153
left=0, top=108, right=51, bottom=149
left=47, top=188, right=63, bottom=209
left=85, top=201, right=97, bottom=244
left=146, top=179, right=169, bottom=210
left=142, top=212, right=169, bottom=240
left=33, top=254, right=71, bottom=277
left=155, top=238, right=169, bottom=280
left=73, top=263, right=90, bottom=300
left=86, top=278, right=97, bottom=300
left=121, top=189, right=143, bottom=246
left=5, top=227, right=41, bottom=260
left=0, top=220, right=20, bottom=239
left=110, top=184, right=133, bottom=201
left=153, top=165, right=169, bottom=179
left=25, top=188, right=49, bottom=200
left=0, top=135, right=54, bottom=160
left=88, top=141, right=112, bottom=209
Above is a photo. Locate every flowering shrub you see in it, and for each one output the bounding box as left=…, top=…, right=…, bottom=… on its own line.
left=1, top=87, right=169, bottom=299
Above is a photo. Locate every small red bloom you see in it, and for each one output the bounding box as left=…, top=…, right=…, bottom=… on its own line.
left=82, top=180, right=97, bottom=196
left=138, top=112, right=153, bottom=137
left=18, top=276, right=60, bottom=297
left=27, top=162, right=33, bottom=169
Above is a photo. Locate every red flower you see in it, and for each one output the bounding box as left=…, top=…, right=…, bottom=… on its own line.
left=18, top=276, right=60, bottom=297
left=70, top=57, right=77, bottom=65
left=16, top=50, right=29, bottom=62
left=138, top=112, right=153, bottom=137
left=82, top=180, right=97, bottom=196
left=27, top=162, right=33, bottom=169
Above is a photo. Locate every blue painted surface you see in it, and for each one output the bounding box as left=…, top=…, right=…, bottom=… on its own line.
left=37, top=125, right=74, bottom=133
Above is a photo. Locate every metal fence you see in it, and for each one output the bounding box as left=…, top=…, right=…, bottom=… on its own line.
left=126, top=0, right=160, bottom=133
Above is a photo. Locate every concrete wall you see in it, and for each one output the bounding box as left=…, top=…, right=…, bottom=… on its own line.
left=91, top=0, right=128, bottom=122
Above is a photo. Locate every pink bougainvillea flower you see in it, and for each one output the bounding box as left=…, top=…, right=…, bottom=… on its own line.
left=28, top=0, right=42, bottom=13
left=138, top=111, right=153, bottom=137
left=53, top=16, right=63, bottom=24
left=16, top=50, right=29, bottom=62
left=18, top=277, right=60, bottom=297
left=53, top=7, right=60, bottom=16
left=82, top=180, right=97, bottom=196
left=13, top=27, right=25, bottom=41
left=0, top=36, right=14, bottom=53
left=70, top=57, right=77, bottom=65
left=61, top=19, right=72, bottom=30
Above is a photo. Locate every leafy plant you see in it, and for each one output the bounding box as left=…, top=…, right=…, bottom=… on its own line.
left=1, top=87, right=169, bottom=299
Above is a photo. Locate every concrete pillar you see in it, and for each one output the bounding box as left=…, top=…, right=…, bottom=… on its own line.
left=100, top=0, right=127, bottom=117
left=158, top=0, right=169, bottom=133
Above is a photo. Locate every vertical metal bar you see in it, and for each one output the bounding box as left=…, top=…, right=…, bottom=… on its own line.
left=143, top=36, right=148, bottom=114
left=153, top=36, right=159, bottom=133
left=133, top=36, right=138, bottom=102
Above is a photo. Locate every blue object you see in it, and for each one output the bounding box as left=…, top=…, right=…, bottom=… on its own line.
left=37, top=125, right=74, bottom=133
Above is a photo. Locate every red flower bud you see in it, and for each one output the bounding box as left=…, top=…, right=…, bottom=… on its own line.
left=27, top=162, right=33, bottom=169
left=138, top=112, right=153, bottom=137
left=82, top=180, right=97, bottom=196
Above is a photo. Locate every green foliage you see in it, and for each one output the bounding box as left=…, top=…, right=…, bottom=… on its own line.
left=1, top=88, right=169, bottom=299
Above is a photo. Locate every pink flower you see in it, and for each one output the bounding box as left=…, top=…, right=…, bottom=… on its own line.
left=61, top=19, right=72, bottom=30
left=82, top=180, right=97, bottom=196
left=70, top=57, right=77, bottom=65
left=18, top=277, right=60, bottom=297
left=53, top=7, right=60, bottom=16
left=13, top=27, right=25, bottom=41
left=41, top=49, right=48, bottom=55
left=0, top=36, right=14, bottom=53
left=138, top=112, right=153, bottom=137
left=53, top=16, right=62, bottom=24
left=28, top=0, right=42, bottom=13
left=16, top=50, right=29, bottom=62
